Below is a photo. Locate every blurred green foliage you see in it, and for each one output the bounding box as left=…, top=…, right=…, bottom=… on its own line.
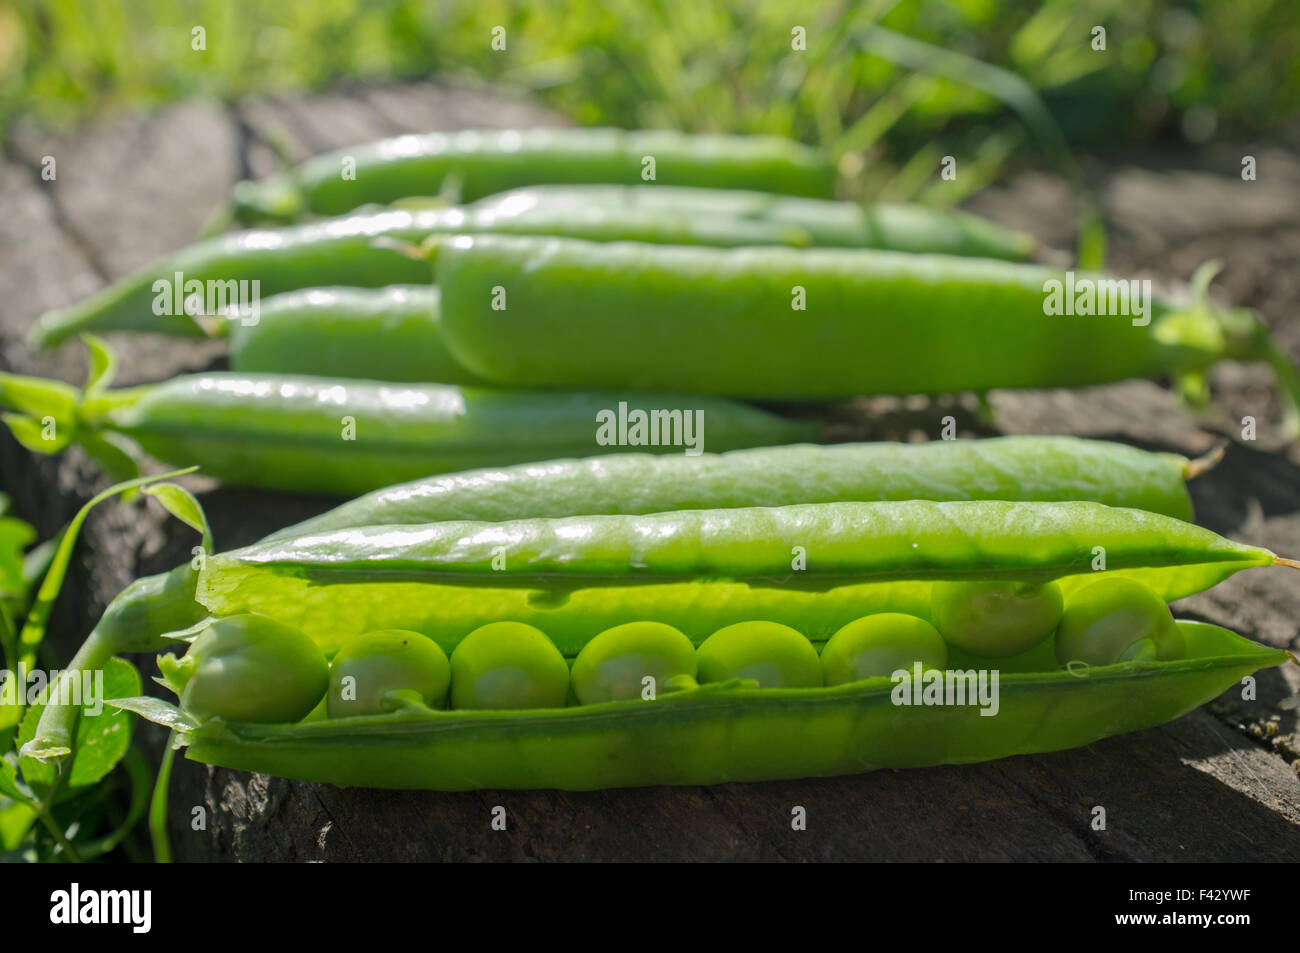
left=1, top=0, right=1297, bottom=196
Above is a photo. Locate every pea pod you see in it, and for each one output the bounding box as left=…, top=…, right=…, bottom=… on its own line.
left=198, top=501, right=1291, bottom=655
left=434, top=235, right=1300, bottom=436
left=20, top=438, right=1213, bottom=764
left=280, top=435, right=1200, bottom=539
left=28, top=203, right=811, bottom=349
left=151, top=620, right=1285, bottom=790
left=32, top=183, right=1037, bottom=349
left=226, top=286, right=482, bottom=385
left=483, top=185, right=1035, bottom=260
left=226, top=127, right=835, bottom=223
left=0, top=369, right=811, bottom=497
left=115, top=495, right=1295, bottom=790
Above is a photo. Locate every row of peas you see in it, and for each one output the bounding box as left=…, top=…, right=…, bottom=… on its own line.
left=164, top=576, right=1183, bottom=725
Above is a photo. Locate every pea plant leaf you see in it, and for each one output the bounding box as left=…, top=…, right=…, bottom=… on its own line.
left=143, top=482, right=213, bottom=554
left=0, top=517, right=36, bottom=614
left=80, top=333, right=118, bottom=397
left=1, top=413, right=70, bottom=454
left=106, top=696, right=198, bottom=733
left=16, top=657, right=141, bottom=796
left=0, top=372, right=79, bottom=425
left=0, top=755, right=30, bottom=802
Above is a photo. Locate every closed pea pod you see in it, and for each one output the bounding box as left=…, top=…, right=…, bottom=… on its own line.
left=226, top=127, right=835, bottom=223
left=29, top=202, right=813, bottom=348
left=0, top=362, right=813, bottom=497
left=281, top=435, right=1202, bottom=538
left=434, top=234, right=1300, bottom=435
left=33, top=183, right=1040, bottom=349
left=225, top=285, right=483, bottom=385
left=218, top=188, right=1036, bottom=383
left=467, top=185, right=1036, bottom=260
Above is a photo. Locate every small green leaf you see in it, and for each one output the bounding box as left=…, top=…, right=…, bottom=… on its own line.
left=0, top=757, right=30, bottom=803
left=106, top=696, right=198, bottom=732
left=1189, top=260, right=1223, bottom=303
left=2, top=414, right=69, bottom=454
left=0, top=373, right=78, bottom=422
left=144, top=482, right=213, bottom=553
left=16, top=657, right=141, bottom=793
left=81, top=333, right=118, bottom=396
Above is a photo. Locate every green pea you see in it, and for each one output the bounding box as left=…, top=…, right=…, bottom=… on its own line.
left=570, top=621, right=697, bottom=704
left=697, top=621, right=822, bottom=689
left=328, top=629, right=451, bottom=717
left=821, top=614, right=948, bottom=685
left=930, top=580, right=1064, bottom=657
left=159, top=613, right=328, bottom=724
left=449, top=621, right=569, bottom=710
left=1054, top=577, right=1185, bottom=667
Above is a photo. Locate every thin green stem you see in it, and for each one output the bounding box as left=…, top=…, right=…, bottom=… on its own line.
left=150, top=734, right=178, bottom=863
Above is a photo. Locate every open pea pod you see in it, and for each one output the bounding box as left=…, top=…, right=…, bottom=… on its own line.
left=103, top=501, right=1300, bottom=789
left=20, top=439, right=1213, bottom=767
left=199, top=500, right=1286, bottom=653
left=118, top=620, right=1286, bottom=791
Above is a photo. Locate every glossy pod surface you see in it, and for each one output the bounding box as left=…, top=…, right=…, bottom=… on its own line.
left=91, top=373, right=814, bottom=496
left=280, top=436, right=1196, bottom=539
left=33, top=182, right=1040, bottom=349
left=168, top=620, right=1285, bottom=790
left=18, top=437, right=1204, bottom=761
left=88, top=500, right=1298, bottom=788
left=225, top=285, right=481, bottom=385
left=436, top=234, right=1254, bottom=399
left=485, top=185, right=1035, bottom=259
left=230, top=127, right=835, bottom=222
left=30, top=203, right=812, bottom=348
left=128, top=500, right=1292, bottom=790
left=200, top=500, right=1279, bottom=654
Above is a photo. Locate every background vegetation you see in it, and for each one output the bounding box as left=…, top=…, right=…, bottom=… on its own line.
left=3, top=0, right=1298, bottom=204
